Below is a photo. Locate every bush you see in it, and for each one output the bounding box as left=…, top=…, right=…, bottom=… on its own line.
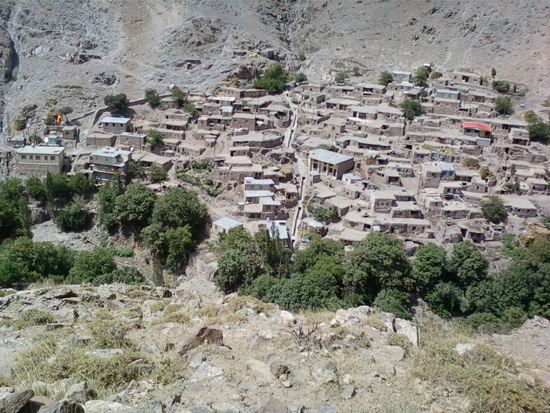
left=92, top=266, right=144, bottom=286
left=13, top=309, right=55, bottom=330
left=55, top=197, right=91, bottom=232
left=149, top=166, right=168, bottom=182
left=13, top=117, right=26, bottom=131
left=528, top=122, right=550, bottom=143
left=146, top=129, right=164, bottom=151
left=68, top=249, right=117, bottom=284
left=25, top=177, right=47, bottom=202
left=461, top=156, right=479, bottom=169
left=68, top=173, right=93, bottom=195
left=171, top=88, right=187, bottom=105
left=114, top=183, right=156, bottom=227
left=183, top=103, right=198, bottom=116
left=334, top=72, right=347, bottom=84
left=373, top=289, right=411, bottom=319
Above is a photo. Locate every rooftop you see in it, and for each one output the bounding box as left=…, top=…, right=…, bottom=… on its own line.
left=100, top=117, right=131, bottom=124
left=16, top=145, right=65, bottom=155
left=309, top=149, right=354, bottom=165
left=213, top=217, right=243, bottom=230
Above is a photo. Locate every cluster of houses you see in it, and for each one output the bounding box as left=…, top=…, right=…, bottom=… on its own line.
left=9, top=67, right=550, bottom=249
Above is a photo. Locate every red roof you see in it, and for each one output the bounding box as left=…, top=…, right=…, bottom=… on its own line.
left=462, top=122, right=492, bottom=133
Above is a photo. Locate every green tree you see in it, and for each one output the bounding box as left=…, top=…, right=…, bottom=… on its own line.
left=411, top=243, right=447, bottom=293
left=345, top=232, right=412, bottom=304
left=145, top=88, right=161, bottom=107
left=214, top=229, right=265, bottom=293
left=58, top=106, right=73, bottom=122
left=528, top=122, right=550, bottom=142
left=0, top=179, right=31, bottom=242
left=45, top=172, right=71, bottom=204
left=294, top=72, right=307, bottom=83
left=481, top=195, right=507, bottom=223
left=149, top=165, right=168, bottom=182
left=127, top=161, right=145, bottom=181
left=68, top=248, right=117, bottom=284
left=372, top=289, right=411, bottom=319
left=183, top=103, right=199, bottom=117
left=493, top=81, right=510, bottom=93
left=494, top=96, right=513, bottom=115
left=104, top=94, right=129, bottom=112
left=68, top=173, right=92, bottom=195
left=146, top=129, right=164, bottom=151
left=92, top=266, right=144, bottom=286
left=412, top=67, right=429, bottom=86
left=399, top=98, right=422, bottom=119
left=164, top=226, right=194, bottom=269
left=146, top=187, right=207, bottom=240
left=378, top=71, right=393, bottom=85
left=98, top=178, right=124, bottom=232
left=25, top=177, right=47, bottom=202
left=293, top=236, right=344, bottom=274
left=448, top=242, right=488, bottom=289
left=241, top=273, right=280, bottom=301
left=171, top=87, right=187, bottom=105
left=114, top=183, right=156, bottom=227
left=0, top=238, right=74, bottom=287
left=334, top=72, right=348, bottom=84
left=491, top=68, right=497, bottom=79
left=254, top=64, right=288, bottom=94
left=424, top=281, right=463, bottom=318
left=55, top=196, right=91, bottom=232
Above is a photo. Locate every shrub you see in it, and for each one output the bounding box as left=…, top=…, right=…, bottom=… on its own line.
left=334, top=72, right=348, bottom=84
left=386, top=332, right=412, bottom=350
left=25, top=177, right=47, bottom=202
left=461, top=156, right=479, bottom=169
left=298, top=54, right=306, bottom=61
left=146, top=129, right=164, bottom=151
left=13, top=117, right=26, bottom=131
left=68, top=249, right=117, bottom=284
left=294, top=72, right=307, bottom=83
left=492, top=81, right=510, bottom=93
left=55, top=197, right=91, bottom=232
left=13, top=309, right=55, bottom=330
left=92, top=266, right=144, bottom=286
left=183, top=103, right=198, bottom=116
left=171, top=88, right=187, bottom=105
left=373, top=289, right=411, bottom=319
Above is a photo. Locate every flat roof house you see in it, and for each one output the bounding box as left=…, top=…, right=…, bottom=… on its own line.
left=99, top=116, right=131, bottom=134
left=90, top=146, right=132, bottom=182
left=15, top=145, right=65, bottom=176
left=308, top=149, right=355, bottom=180
left=212, top=217, right=243, bottom=235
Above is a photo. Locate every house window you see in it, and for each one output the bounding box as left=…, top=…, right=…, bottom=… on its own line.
left=36, top=156, right=40, bottom=160
left=51, top=156, right=55, bottom=161
left=29, top=155, right=33, bottom=160
left=21, top=155, right=26, bottom=160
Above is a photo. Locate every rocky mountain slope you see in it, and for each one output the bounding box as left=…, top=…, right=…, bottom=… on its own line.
left=0, top=0, right=549, bottom=134
left=1, top=279, right=549, bottom=412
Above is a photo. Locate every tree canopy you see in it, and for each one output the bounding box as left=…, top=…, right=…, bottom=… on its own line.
left=399, top=99, right=422, bottom=119
left=378, top=71, right=393, bottom=86
left=104, top=94, right=129, bottom=112
left=253, top=64, right=288, bottom=94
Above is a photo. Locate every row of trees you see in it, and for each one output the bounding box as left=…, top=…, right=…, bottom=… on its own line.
left=215, top=230, right=550, bottom=329
left=98, top=181, right=208, bottom=269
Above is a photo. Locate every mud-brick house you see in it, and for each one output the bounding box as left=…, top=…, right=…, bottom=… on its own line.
left=308, top=149, right=355, bottom=180
left=99, top=116, right=131, bottom=134
left=15, top=145, right=65, bottom=176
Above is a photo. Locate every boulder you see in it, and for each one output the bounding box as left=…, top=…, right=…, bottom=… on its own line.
left=453, top=343, right=475, bottom=356
left=189, top=361, right=225, bottom=382
left=255, top=396, right=289, bottom=413
left=270, top=360, right=290, bottom=378
left=43, top=288, right=77, bottom=300
left=278, top=310, right=296, bottom=325
left=329, top=306, right=373, bottom=327
left=0, top=387, right=34, bottom=413
left=342, top=384, right=356, bottom=399
left=64, top=381, right=95, bottom=403
left=394, top=318, right=419, bottom=347
left=84, top=400, right=135, bottom=413
left=41, top=399, right=85, bottom=413
left=185, top=349, right=206, bottom=369
left=247, top=359, right=275, bottom=384
left=180, top=327, right=224, bottom=355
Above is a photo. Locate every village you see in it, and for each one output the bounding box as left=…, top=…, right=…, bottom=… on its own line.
left=7, top=67, right=550, bottom=253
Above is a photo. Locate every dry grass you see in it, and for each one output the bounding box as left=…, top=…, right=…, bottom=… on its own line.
left=226, top=295, right=272, bottom=314
left=152, top=311, right=191, bottom=325
left=410, top=321, right=550, bottom=413
left=150, top=301, right=169, bottom=313
left=361, top=316, right=387, bottom=331
left=303, top=310, right=334, bottom=325
left=12, top=309, right=55, bottom=330
left=386, top=332, right=412, bottom=351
